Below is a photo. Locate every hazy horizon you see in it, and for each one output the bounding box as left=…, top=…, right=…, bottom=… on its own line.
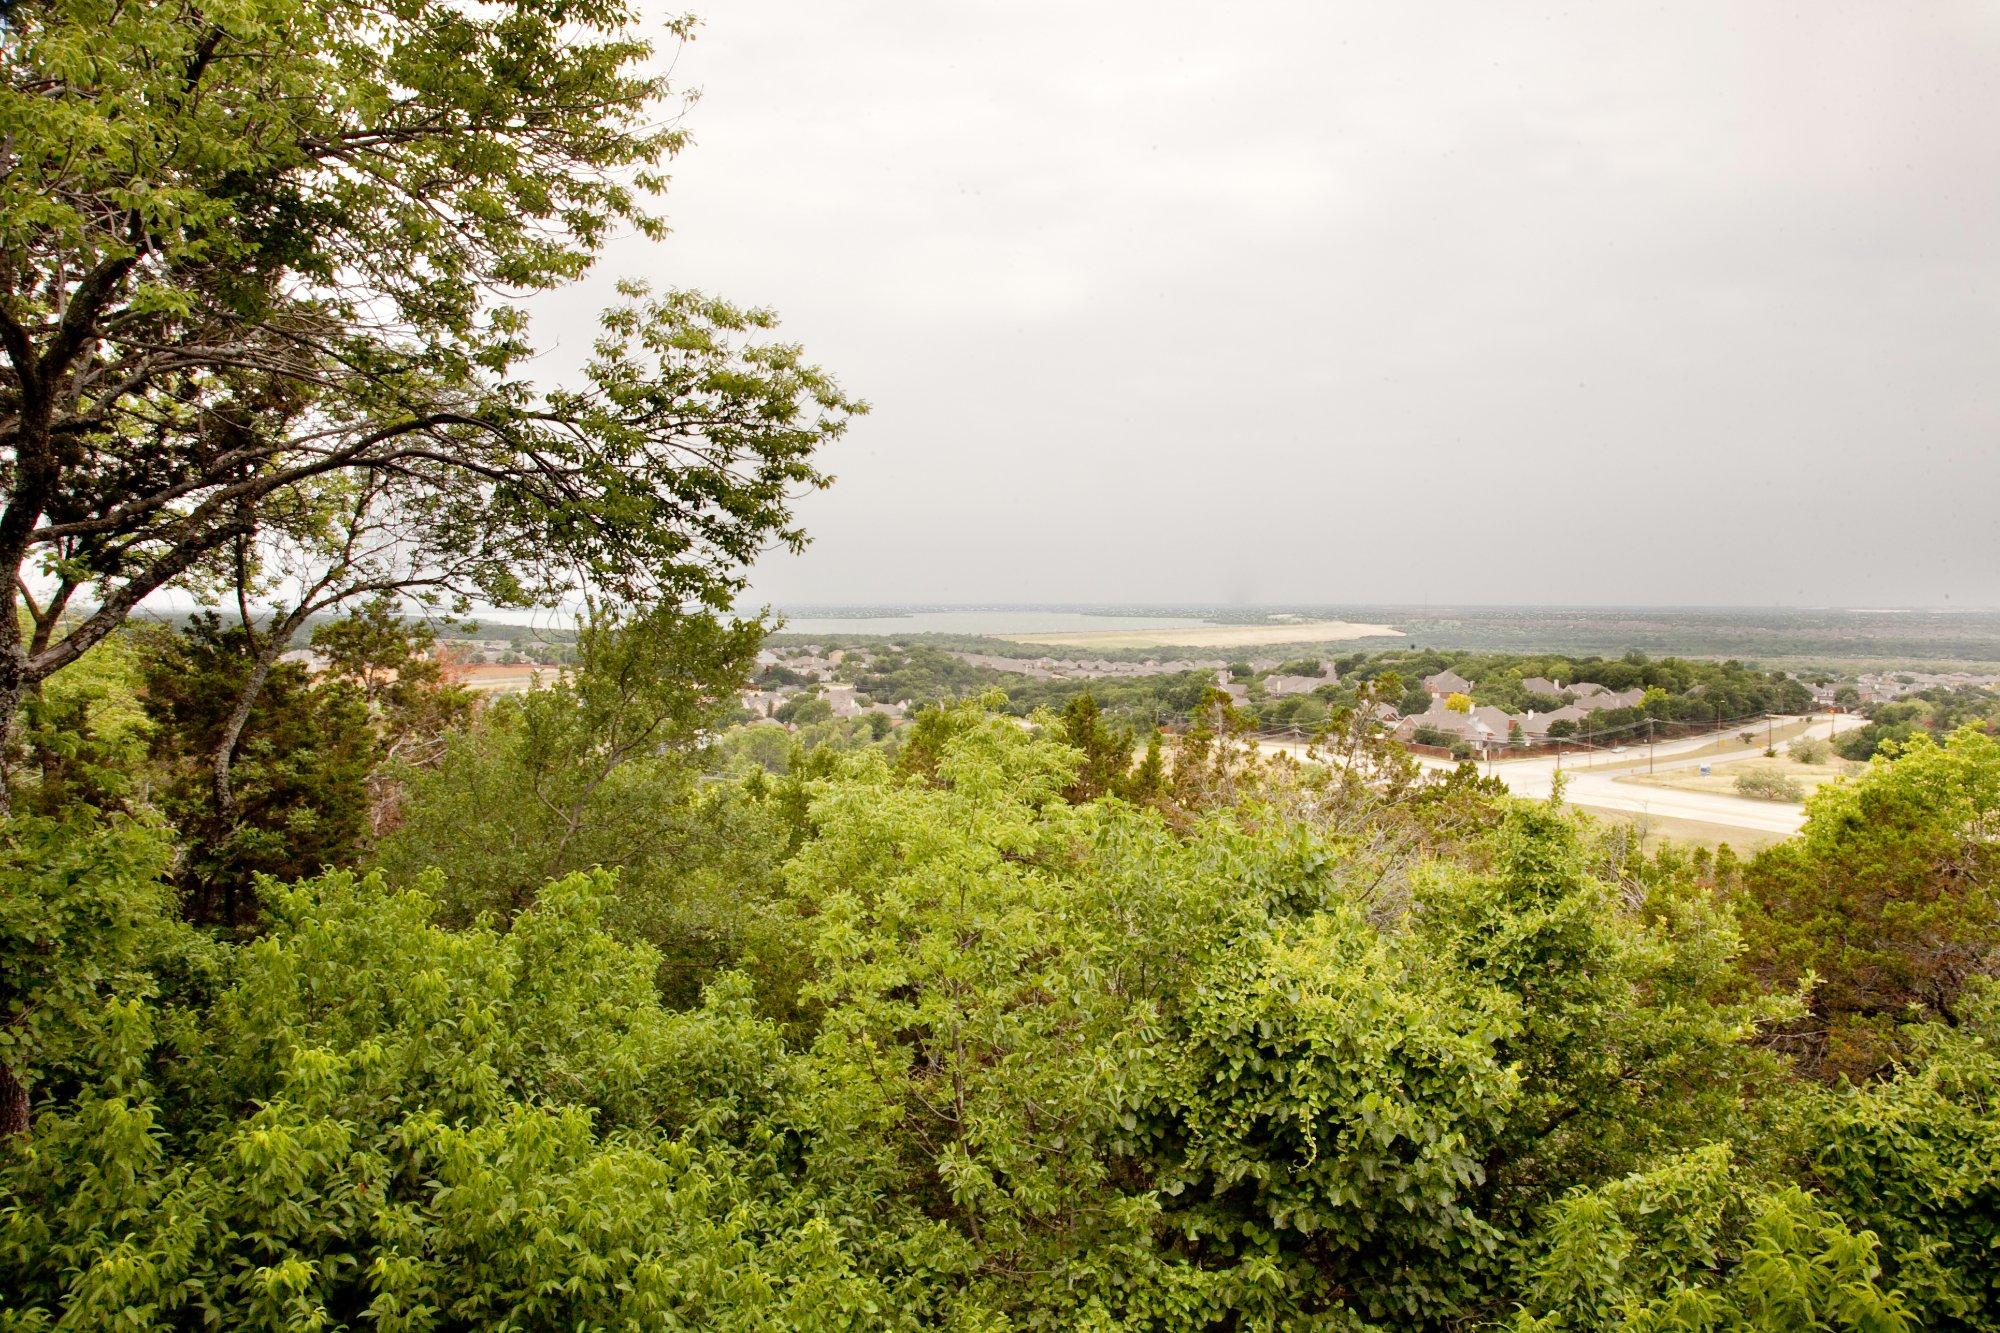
left=758, top=600, right=2000, bottom=613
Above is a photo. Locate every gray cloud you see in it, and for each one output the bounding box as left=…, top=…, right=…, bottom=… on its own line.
left=541, top=0, right=2000, bottom=607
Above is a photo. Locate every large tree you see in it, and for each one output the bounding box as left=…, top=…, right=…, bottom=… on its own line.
left=1738, top=726, right=2000, bottom=1079
left=0, top=0, right=860, bottom=804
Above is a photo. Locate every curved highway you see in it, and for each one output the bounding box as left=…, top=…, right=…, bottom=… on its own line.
left=1419, top=714, right=1861, bottom=836
left=1256, top=714, right=1861, bottom=838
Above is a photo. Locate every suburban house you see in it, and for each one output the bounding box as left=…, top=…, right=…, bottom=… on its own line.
left=738, top=689, right=788, bottom=719
left=1570, top=686, right=1645, bottom=713
left=1467, top=705, right=1519, bottom=745
left=1518, top=704, right=1590, bottom=737
left=821, top=684, right=905, bottom=720
left=1263, top=672, right=1333, bottom=698
left=1422, top=669, right=1475, bottom=698
left=1395, top=697, right=1599, bottom=749
left=1516, top=677, right=1643, bottom=712
left=1394, top=697, right=1515, bottom=748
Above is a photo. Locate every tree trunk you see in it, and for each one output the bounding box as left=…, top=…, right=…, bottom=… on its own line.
left=0, top=1062, right=27, bottom=1140
left=210, top=608, right=310, bottom=825
left=211, top=650, right=277, bottom=826
left=0, top=656, right=24, bottom=819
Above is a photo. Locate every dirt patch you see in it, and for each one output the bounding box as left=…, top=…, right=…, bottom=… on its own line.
left=457, top=664, right=562, bottom=693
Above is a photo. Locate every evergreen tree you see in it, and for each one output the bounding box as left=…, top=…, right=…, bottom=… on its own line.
left=138, top=617, right=376, bottom=927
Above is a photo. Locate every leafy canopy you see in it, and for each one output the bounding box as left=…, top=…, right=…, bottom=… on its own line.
left=0, top=0, right=860, bottom=767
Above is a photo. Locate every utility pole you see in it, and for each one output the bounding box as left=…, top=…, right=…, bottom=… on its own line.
left=1648, top=717, right=1655, bottom=774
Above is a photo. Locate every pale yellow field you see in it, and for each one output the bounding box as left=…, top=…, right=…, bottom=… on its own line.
left=456, top=663, right=562, bottom=694
left=998, top=620, right=1405, bottom=650
left=1579, top=808, right=1790, bottom=854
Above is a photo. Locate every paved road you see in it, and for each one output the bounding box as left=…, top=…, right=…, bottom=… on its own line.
left=1257, top=715, right=1861, bottom=838
left=1429, top=715, right=1861, bottom=835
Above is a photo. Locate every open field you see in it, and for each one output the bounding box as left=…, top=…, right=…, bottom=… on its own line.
left=1576, top=807, right=1790, bottom=854
left=456, top=664, right=559, bottom=693
left=997, top=620, right=1404, bottom=650
left=1618, top=756, right=1858, bottom=799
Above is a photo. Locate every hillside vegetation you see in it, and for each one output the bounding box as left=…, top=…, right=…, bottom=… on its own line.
left=3, top=0, right=1998, bottom=1327
left=5, top=618, right=2000, bottom=1328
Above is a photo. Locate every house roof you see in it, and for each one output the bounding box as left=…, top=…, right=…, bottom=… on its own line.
left=1519, top=705, right=1589, bottom=735
left=1398, top=700, right=1525, bottom=744
left=1396, top=710, right=1474, bottom=741
left=1568, top=687, right=1646, bottom=714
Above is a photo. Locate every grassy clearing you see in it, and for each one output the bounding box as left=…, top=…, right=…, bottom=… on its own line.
left=998, top=621, right=1405, bottom=651
left=1617, top=756, right=1858, bottom=799
left=1540, top=715, right=1828, bottom=772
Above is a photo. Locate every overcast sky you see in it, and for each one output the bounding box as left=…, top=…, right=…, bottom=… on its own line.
left=541, top=1, right=2000, bottom=608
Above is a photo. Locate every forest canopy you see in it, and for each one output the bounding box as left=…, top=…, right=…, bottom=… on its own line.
left=5, top=691, right=1999, bottom=1328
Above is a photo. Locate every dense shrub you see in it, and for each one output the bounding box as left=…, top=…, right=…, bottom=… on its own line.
left=1737, top=728, right=2000, bottom=1079
left=1735, top=770, right=1806, bottom=801
left=1793, top=990, right=2000, bottom=1330
left=0, top=867, right=915, bottom=1329
left=1507, top=1146, right=1910, bottom=1331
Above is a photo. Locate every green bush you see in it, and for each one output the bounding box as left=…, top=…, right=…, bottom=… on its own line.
left=1735, top=770, right=1806, bottom=801
left=1508, top=1146, right=1910, bottom=1331
left=0, top=814, right=176, bottom=1136
left=1795, top=988, right=2000, bottom=1328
